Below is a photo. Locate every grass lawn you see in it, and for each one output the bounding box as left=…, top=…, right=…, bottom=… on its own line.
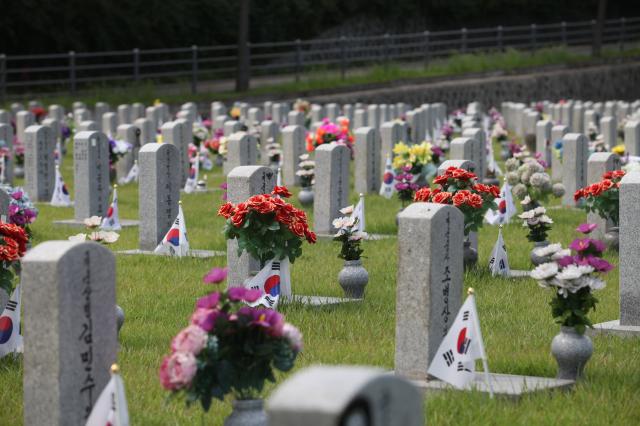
left=0, top=137, right=639, bottom=425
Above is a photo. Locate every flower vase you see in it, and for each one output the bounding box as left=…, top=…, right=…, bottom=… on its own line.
left=109, top=168, right=117, bottom=184
left=116, top=304, right=125, bottom=333
left=224, top=399, right=267, bottom=426
left=530, top=241, right=550, bottom=266
left=551, top=326, right=593, bottom=381
left=463, top=239, right=478, bottom=270
left=603, top=226, right=619, bottom=251
left=14, top=166, right=24, bottom=178
left=338, top=259, right=368, bottom=299
left=298, top=186, right=314, bottom=206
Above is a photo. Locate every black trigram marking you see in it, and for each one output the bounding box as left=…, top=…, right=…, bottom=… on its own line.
left=6, top=301, right=17, bottom=311
left=499, top=259, right=506, bottom=269
left=272, top=261, right=281, bottom=271
left=443, top=350, right=454, bottom=367
left=265, top=295, right=276, bottom=307
left=457, top=362, right=472, bottom=372
left=462, top=311, right=470, bottom=321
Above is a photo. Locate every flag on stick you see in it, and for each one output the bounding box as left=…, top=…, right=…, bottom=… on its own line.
left=184, top=152, right=199, bottom=194
left=352, top=193, right=365, bottom=233
left=246, top=260, right=282, bottom=309
left=101, top=185, right=122, bottom=231
left=154, top=202, right=189, bottom=256
left=488, top=226, right=510, bottom=277
left=0, top=285, right=22, bottom=359
left=118, top=160, right=139, bottom=185
left=51, top=165, right=72, bottom=207
left=85, top=364, right=130, bottom=426
left=379, top=154, right=395, bottom=199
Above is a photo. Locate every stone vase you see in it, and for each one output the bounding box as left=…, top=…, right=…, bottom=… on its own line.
left=224, top=399, right=267, bottom=426
left=551, top=326, right=593, bottom=381
left=298, top=187, right=314, bottom=206
left=530, top=240, right=550, bottom=266
left=115, top=304, right=125, bottom=333
left=14, top=165, right=24, bottom=178
left=603, top=226, right=619, bottom=251
left=338, top=259, right=368, bottom=299
left=463, top=239, right=478, bottom=269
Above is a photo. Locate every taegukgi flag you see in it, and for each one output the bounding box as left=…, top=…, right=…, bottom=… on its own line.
left=379, top=154, right=395, bottom=199
left=51, top=165, right=72, bottom=207
left=184, top=152, right=200, bottom=194
left=0, top=285, right=23, bottom=359
left=154, top=202, right=189, bottom=256
left=488, top=226, right=510, bottom=277
left=246, top=260, right=282, bottom=310
left=118, top=160, right=139, bottom=185
left=485, top=182, right=516, bottom=225
left=427, top=291, right=492, bottom=394
left=85, top=364, right=129, bottom=426
left=352, top=194, right=365, bottom=233
left=101, top=185, right=122, bottom=231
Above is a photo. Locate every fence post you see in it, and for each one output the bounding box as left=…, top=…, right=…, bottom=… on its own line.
left=384, top=33, right=390, bottom=67
left=620, top=17, right=626, bottom=51
left=561, top=21, right=567, bottom=46
left=531, top=24, right=537, bottom=50
left=497, top=26, right=503, bottom=51
left=591, top=19, right=598, bottom=53
left=133, top=48, right=140, bottom=82
left=191, top=45, right=198, bottom=95
left=423, top=31, right=430, bottom=68
left=461, top=28, right=467, bottom=53
left=340, top=36, right=347, bottom=80
left=0, top=55, right=5, bottom=103
left=68, top=51, right=76, bottom=96
left=295, top=39, right=302, bottom=83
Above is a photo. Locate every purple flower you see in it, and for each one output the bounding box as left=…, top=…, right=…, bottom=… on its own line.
left=195, top=292, right=221, bottom=309
left=586, top=256, right=613, bottom=272
left=11, top=191, right=22, bottom=200
left=556, top=255, right=575, bottom=268
left=245, top=308, right=285, bottom=337
left=576, top=223, right=598, bottom=234
left=191, top=308, right=226, bottom=332
left=203, top=267, right=228, bottom=284
left=227, top=287, right=262, bottom=303
left=395, top=182, right=409, bottom=191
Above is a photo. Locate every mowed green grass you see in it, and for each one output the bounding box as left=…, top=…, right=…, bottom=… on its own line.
left=1, top=139, right=639, bottom=426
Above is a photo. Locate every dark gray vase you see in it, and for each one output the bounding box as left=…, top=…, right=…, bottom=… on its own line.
left=215, top=154, right=224, bottom=167
left=116, top=304, right=125, bottom=333
left=298, top=187, right=314, bottom=206
left=224, top=399, right=267, bottom=426
left=551, top=326, right=593, bottom=380
left=338, top=259, right=368, bottom=299
left=463, top=240, right=478, bottom=270
left=603, top=226, right=619, bottom=251
left=530, top=241, right=550, bottom=266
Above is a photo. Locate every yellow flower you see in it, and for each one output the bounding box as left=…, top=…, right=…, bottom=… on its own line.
left=393, top=155, right=409, bottom=170
left=393, top=141, right=410, bottom=156
left=156, top=134, right=163, bottom=144
left=612, top=144, right=625, bottom=155
left=230, top=107, right=241, bottom=119
left=154, top=99, right=162, bottom=106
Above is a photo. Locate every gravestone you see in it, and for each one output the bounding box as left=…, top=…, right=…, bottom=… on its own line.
left=267, top=366, right=423, bottom=426
left=22, top=241, right=117, bottom=426
left=367, top=105, right=380, bottom=131
left=313, top=143, right=350, bottom=236
left=287, top=111, right=305, bottom=127
left=223, top=120, right=242, bottom=137
left=343, top=104, right=354, bottom=122
left=584, top=110, right=598, bottom=135
left=0, top=110, right=9, bottom=125
left=604, top=101, right=617, bottom=118
left=115, top=124, right=139, bottom=181
left=593, top=171, right=640, bottom=336
left=461, top=129, right=486, bottom=179
left=213, top=115, right=227, bottom=131
left=272, top=103, right=287, bottom=125
left=310, top=104, right=324, bottom=123
left=131, top=103, right=145, bottom=120
left=354, top=109, right=367, bottom=130
left=117, top=104, right=132, bottom=124
left=572, top=104, right=584, bottom=136
left=259, top=120, right=280, bottom=166
left=134, top=118, right=154, bottom=145
left=325, top=103, right=340, bottom=122
left=600, top=116, right=617, bottom=149
left=138, top=143, right=180, bottom=251
left=211, top=102, right=226, bottom=120
left=16, top=110, right=35, bottom=143
left=561, top=103, right=573, bottom=130
left=551, top=125, right=569, bottom=182
left=73, top=131, right=110, bottom=221
left=161, top=121, right=189, bottom=187
left=263, top=101, right=273, bottom=119
left=624, top=120, right=640, bottom=156
left=78, top=121, right=99, bottom=132
left=450, top=137, right=482, bottom=179
left=395, top=203, right=464, bottom=381
left=146, top=106, right=161, bottom=131
left=94, top=102, right=109, bottom=129
left=226, top=166, right=275, bottom=287
left=587, top=152, right=621, bottom=240
left=248, top=107, right=263, bottom=128
left=0, top=123, right=14, bottom=184
left=354, top=127, right=380, bottom=194
left=102, top=113, right=117, bottom=138
left=224, top=132, right=258, bottom=175
left=48, top=104, right=65, bottom=122
left=24, top=125, right=55, bottom=201
left=380, top=104, right=390, bottom=123
left=536, top=120, right=553, bottom=166
left=561, top=133, right=589, bottom=206
left=281, top=125, right=305, bottom=187
left=380, top=121, right=407, bottom=177
left=175, top=118, right=193, bottom=166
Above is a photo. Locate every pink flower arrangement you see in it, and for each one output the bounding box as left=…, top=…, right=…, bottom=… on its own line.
left=305, top=118, right=353, bottom=152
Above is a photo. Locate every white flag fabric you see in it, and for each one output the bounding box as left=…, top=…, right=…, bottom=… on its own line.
left=0, top=285, right=22, bottom=359
left=55, top=140, right=63, bottom=166
left=485, top=182, right=516, bottom=225
left=379, top=155, right=396, bottom=199
left=184, top=153, right=200, bottom=194
left=101, top=186, right=122, bottom=231
left=118, top=161, right=139, bottom=185
left=154, top=204, right=189, bottom=256
left=246, top=260, right=282, bottom=310
left=488, top=228, right=510, bottom=277
left=0, top=154, right=6, bottom=184
left=51, top=166, right=72, bottom=207
left=352, top=196, right=365, bottom=233
left=85, top=370, right=129, bottom=426
left=427, top=294, right=489, bottom=390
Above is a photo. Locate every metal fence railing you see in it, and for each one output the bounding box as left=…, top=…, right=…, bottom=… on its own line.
left=1, top=17, right=640, bottom=100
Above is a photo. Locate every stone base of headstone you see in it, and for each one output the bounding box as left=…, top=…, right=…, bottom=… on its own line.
left=508, top=269, right=531, bottom=278
left=286, top=295, right=362, bottom=306
left=53, top=218, right=140, bottom=227
left=181, top=187, right=220, bottom=194
left=409, top=372, right=573, bottom=399
left=116, top=248, right=224, bottom=258
left=590, top=320, right=640, bottom=337
left=366, top=233, right=394, bottom=241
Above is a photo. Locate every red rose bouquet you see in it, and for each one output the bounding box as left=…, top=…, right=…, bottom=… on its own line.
left=574, top=170, right=624, bottom=226
left=219, top=186, right=316, bottom=264
left=0, top=221, right=29, bottom=294
left=414, top=167, right=499, bottom=235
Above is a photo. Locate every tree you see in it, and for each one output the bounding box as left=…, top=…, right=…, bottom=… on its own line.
left=236, top=0, right=250, bottom=92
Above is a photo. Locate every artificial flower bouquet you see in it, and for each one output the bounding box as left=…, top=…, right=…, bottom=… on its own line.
left=0, top=221, right=28, bottom=294
left=574, top=170, right=624, bottom=226
left=5, top=187, right=38, bottom=234
left=505, top=157, right=564, bottom=206
left=218, top=186, right=316, bottom=264
left=395, top=166, right=419, bottom=208
left=68, top=216, right=120, bottom=244
left=392, top=141, right=438, bottom=180
left=160, top=267, right=302, bottom=411
left=332, top=205, right=366, bottom=261
left=519, top=206, right=553, bottom=242
left=295, top=154, right=315, bottom=188
left=414, top=167, right=499, bottom=236
left=305, top=118, right=353, bottom=152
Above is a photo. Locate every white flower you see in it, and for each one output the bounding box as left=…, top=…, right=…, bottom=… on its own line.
left=84, top=216, right=102, bottom=228
left=533, top=243, right=563, bottom=257
left=556, top=264, right=594, bottom=281
left=539, top=215, right=553, bottom=224
left=299, top=154, right=309, bottom=161
left=551, top=248, right=571, bottom=260
left=340, top=205, right=354, bottom=215
left=531, top=262, right=559, bottom=280
left=101, top=231, right=120, bottom=244
left=586, top=276, right=606, bottom=291
left=518, top=210, right=535, bottom=219
left=349, top=232, right=367, bottom=241
left=68, top=233, right=87, bottom=242
left=332, top=217, right=347, bottom=229
left=521, top=195, right=532, bottom=205
left=343, top=217, right=356, bottom=228
left=533, top=206, right=546, bottom=216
